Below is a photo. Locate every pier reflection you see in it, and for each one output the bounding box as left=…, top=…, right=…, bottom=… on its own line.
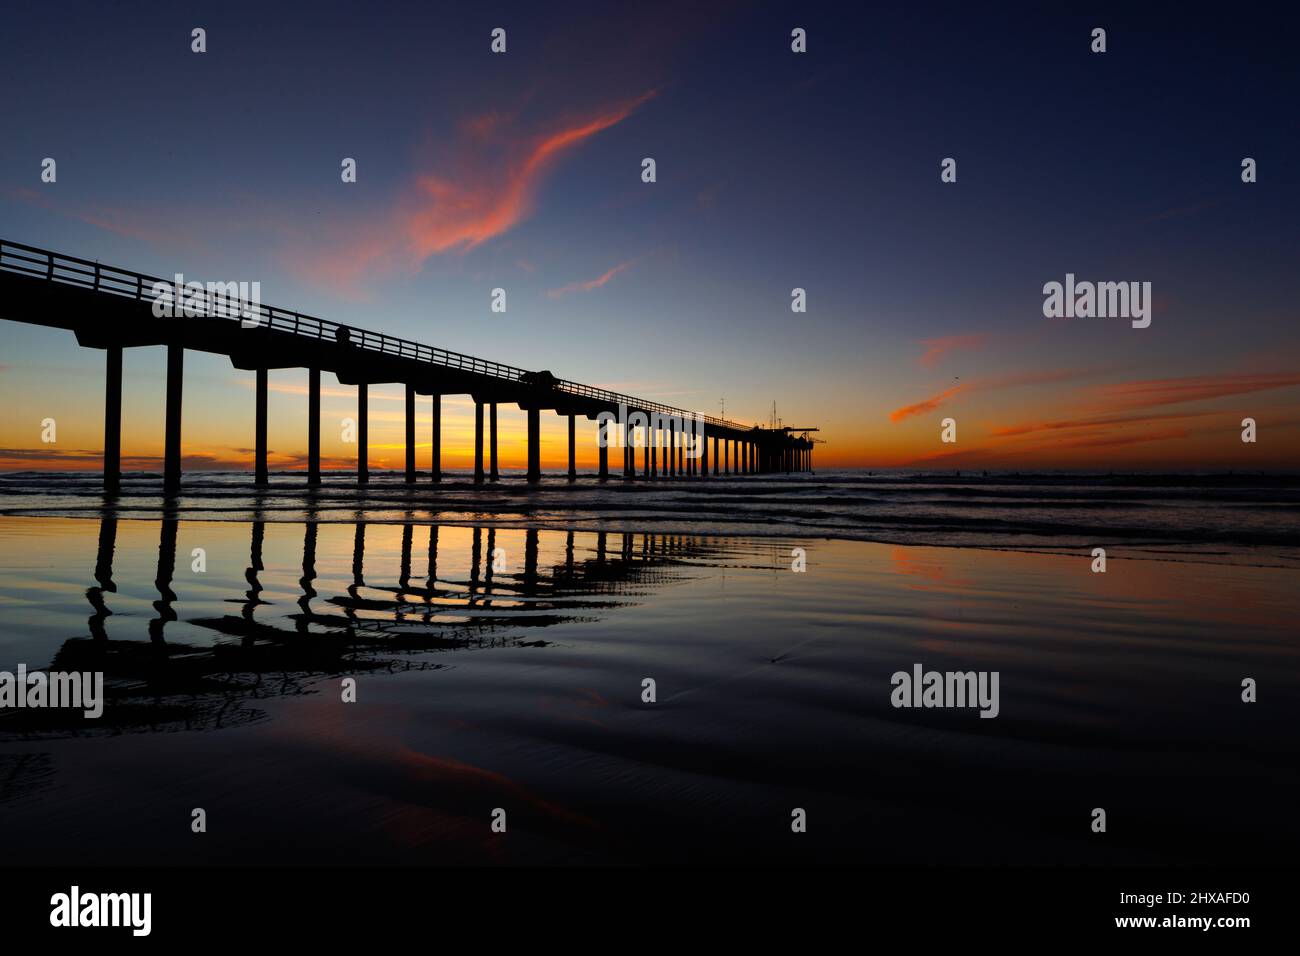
left=24, top=517, right=723, bottom=737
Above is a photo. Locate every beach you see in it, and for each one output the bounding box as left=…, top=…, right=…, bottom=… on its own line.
left=1, top=475, right=1296, bottom=865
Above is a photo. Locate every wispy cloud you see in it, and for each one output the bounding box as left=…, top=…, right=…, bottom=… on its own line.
left=1091, top=372, right=1300, bottom=410
left=990, top=409, right=1219, bottom=438
left=916, top=333, right=988, bottom=368
left=5, top=187, right=201, bottom=250
left=889, top=368, right=1102, bottom=423
left=286, top=91, right=657, bottom=292
left=546, top=258, right=637, bottom=298
left=889, top=384, right=967, bottom=423
left=1039, top=427, right=1191, bottom=450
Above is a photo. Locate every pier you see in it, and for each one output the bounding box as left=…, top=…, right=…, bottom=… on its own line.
left=0, top=240, right=817, bottom=491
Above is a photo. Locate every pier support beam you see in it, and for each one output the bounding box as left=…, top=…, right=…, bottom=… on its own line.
left=489, top=402, right=499, bottom=481
left=255, top=367, right=268, bottom=486
left=700, top=428, right=708, bottom=478
left=713, top=436, right=719, bottom=476
left=651, top=427, right=657, bottom=477
left=163, top=344, right=183, bottom=493
left=430, top=394, right=441, bottom=483
left=624, top=421, right=634, bottom=479
left=598, top=419, right=609, bottom=482
left=357, top=383, right=369, bottom=484
left=405, top=384, right=416, bottom=483
left=527, top=406, right=541, bottom=482
left=474, top=400, right=485, bottom=483
left=308, top=367, right=321, bottom=486
left=567, top=414, right=576, bottom=481
left=103, top=345, right=122, bottom=492
left=668, top=420, right=675, bottom=477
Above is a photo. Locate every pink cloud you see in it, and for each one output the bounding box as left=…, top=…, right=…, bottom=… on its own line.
left=287, top=91, right=657, bottom=292
left=989, top=409, right=1220, bottom=438
left=1092, top=372, right=1300, bottom=410
left=889, top=384, right=967, bottom=423
left=5, top=187, right=199, bottom=250
left=917, top=333, right=988, bottom=368
left=546, top=258, right=636, bottom=298
left=888, top=368, right=1103, bottom=423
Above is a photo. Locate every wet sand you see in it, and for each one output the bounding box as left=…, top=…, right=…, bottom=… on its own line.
left=1, top=514, right=1296, bottom=865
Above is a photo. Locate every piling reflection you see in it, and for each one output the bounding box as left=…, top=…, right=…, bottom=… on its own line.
left=21, top=516, right=725, bottom=737
left=148, top=513, right=178, bottom=644
left=87, top=516, right=117, bottom=641
left=243, top=519, right=267, bottom=630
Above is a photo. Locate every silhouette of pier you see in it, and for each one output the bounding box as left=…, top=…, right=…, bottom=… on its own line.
left=0, top=516, right=726, bottom=737
left=0, top=240, right=818, bottom=492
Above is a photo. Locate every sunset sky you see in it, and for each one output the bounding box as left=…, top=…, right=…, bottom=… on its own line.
left=1, top=2, right=1297, bottom=472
